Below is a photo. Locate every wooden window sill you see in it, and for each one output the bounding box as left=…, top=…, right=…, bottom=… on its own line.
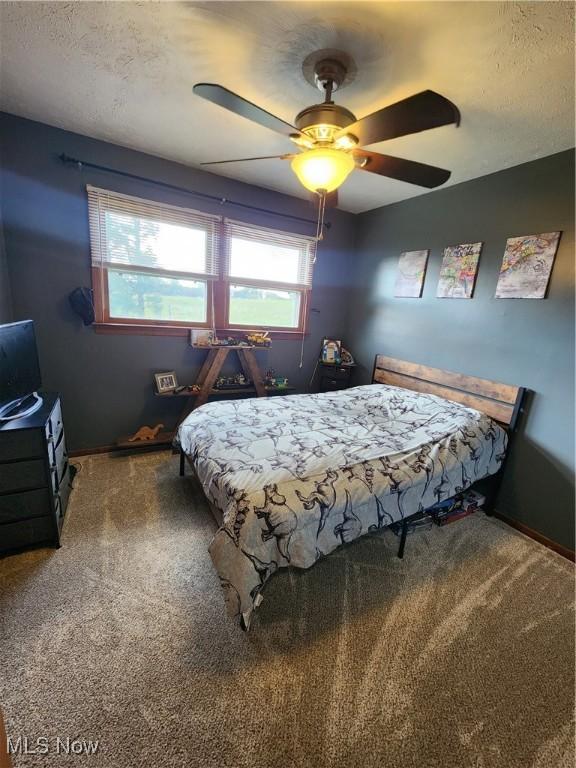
left=93, top=323, right=308, bottom=340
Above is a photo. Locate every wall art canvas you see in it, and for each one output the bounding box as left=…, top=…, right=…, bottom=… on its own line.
left=495, top=232, right=561, bottom=299
left=437, top=242, right=483, bottom=298
left=394, top=250, right=429, bottom=298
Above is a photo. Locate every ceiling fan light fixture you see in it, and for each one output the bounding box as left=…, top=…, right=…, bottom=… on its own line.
left=333, top=133, right=358, bottom=150
left=289, top=133, right=315, bottom=149
left=315, top=124, right=333, bottom=141
left=291, top=148, right=355, bottom=193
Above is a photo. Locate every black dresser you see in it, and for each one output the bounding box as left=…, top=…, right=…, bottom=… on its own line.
left=0, top=393, right=71, bottom=555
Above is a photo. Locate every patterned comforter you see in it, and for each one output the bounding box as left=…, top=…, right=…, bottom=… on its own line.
left=177, top=384, right=507, bottom=622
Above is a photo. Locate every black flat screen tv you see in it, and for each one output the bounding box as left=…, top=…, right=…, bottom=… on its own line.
left=0, top=320, right=42, bottom=414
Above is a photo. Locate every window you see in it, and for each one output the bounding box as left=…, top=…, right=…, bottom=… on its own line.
left=88, top=186, right=219, bottom=328
left=223, top=219, right=315, bottom=332
left=88, top=187, right=316, bottom=335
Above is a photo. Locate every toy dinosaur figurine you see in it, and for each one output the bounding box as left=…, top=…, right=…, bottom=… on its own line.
left=127, top=424, right=164, bottom=442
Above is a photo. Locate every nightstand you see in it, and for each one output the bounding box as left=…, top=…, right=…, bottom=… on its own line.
left=318, top=363, right=356, bottom=392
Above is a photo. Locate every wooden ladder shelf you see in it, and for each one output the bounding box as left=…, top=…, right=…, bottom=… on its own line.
left=119, top=346, right=292, bottom=449
left=192, top=346, right=267, bottom=407
left=170, top=345, right=270, bottom=430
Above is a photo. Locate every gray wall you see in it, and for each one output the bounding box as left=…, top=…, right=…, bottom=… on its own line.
left=349, top=150, right=575, bottom=550
left=0, top=112, right=355, bottom=450
left=0, top=200, right=12, bottom=322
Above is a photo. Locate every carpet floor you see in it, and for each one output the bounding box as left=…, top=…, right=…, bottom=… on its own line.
left=0, top=450, right=574, bottom=768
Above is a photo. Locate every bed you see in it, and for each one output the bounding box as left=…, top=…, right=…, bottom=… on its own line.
left=176, top=355, right=525, bottom=629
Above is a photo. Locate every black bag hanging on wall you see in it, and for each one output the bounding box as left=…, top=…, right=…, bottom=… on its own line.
left=68, top=287, right=95, bottom=326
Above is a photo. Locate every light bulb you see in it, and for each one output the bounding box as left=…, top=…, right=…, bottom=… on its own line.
left=333, top=133, right=358, bottom=150
left=290, top=148, right=355, bottom=193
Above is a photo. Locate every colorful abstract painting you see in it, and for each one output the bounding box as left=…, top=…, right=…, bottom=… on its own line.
left=394, top=250, right=429, bottom=298
left=437, top=242, right=483, bottom=298
left=495, top=232, right=561, bottom=299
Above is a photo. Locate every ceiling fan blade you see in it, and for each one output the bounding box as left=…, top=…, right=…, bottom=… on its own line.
left=194, top=83, right=303, bottom=138
left=354, top=149, right=451, bottom=188
left=201, top=155, right=291, bottom=166
left=340, top=90, right=460, bottom=147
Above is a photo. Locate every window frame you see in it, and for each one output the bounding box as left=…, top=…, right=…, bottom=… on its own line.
left=92, top=265, right=214, bottom=330
left=89, top=190, right=315, bottom=338
left=220, top=280, right=308, bottom=335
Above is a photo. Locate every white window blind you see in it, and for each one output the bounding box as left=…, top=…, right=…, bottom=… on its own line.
left=223, top=219, right=316, bottom=289
left=87, top=186, right=221, bottom=279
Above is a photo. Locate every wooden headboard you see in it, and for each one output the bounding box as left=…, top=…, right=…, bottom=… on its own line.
left=372, top=355, right=525, bottom=429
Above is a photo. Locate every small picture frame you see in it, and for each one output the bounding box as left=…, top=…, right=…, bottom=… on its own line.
left=190, top=329, right=215, bottom=347
left=321, top=338, right=342, bottom=365
left=155, top=371, right=178, bottom=394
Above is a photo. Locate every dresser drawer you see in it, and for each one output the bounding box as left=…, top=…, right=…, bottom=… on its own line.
left=320, top=377, right=348, bottom=392
left=0, top=488, right=52, bottom=524
left=320, top=365, right=351, bottom=381
left=0, top=430, right=45, bottom=462
left=0, top=459, right=47, bottom=494
left=0, top=515, right=55, bottom=554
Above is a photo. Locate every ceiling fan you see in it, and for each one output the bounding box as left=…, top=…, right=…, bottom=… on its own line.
left=193, top=54, right=460, bottom=207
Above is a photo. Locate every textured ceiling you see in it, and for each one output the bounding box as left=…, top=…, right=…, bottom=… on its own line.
left=0, top=1, right=574, bottom=213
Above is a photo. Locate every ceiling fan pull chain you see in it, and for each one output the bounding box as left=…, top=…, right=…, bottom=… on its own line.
left=298, top=289, right=309, bottom=369
left=314, top=191, right=326, bottom=248
left=302, top=190, right=326, bottom=369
